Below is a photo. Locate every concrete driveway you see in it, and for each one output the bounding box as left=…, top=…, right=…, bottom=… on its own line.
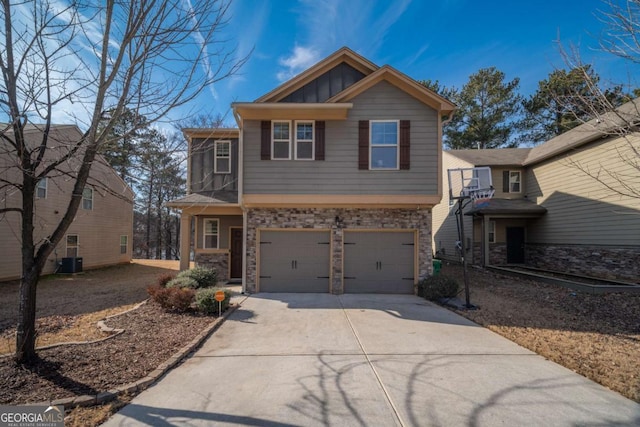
left=103, top=294, right=640, bottom=426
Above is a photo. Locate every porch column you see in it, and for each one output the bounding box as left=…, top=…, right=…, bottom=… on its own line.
left=483, top=215, right=490, bottom=266
left=179, top=213, right=192, bottom=271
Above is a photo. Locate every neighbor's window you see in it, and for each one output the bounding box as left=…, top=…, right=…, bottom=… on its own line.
left=272, top=121, right=291, bottom=160
left=370, top=120, right=399, bottom=170
left=120, top=235, right=128, bottom=254
left=509, top=171, right=521, bottom=193
left=214, top=140, right=231, bottom=174
left=82, top=188, right=93, bottom=210
left=36, top=178, right=47, bottom=199
left=295, top=121, right=314, bottom=160
left=488, top=221, right=496, bottom=243
left=66, top=234, right=79, bottom=257
left=203, top=218, right=219, bottom=249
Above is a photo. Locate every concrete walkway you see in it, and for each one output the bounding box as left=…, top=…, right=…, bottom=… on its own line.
left=103, top=294, right=640, bottom=426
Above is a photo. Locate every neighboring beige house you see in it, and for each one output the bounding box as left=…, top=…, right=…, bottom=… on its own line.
left=0, top=124, right=134, bottom=281
left=433, top=99, right=640, bottom=282
left=168, top=47, right=456, bottom=293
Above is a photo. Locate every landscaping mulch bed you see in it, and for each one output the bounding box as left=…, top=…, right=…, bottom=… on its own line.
left=441, top=263, right=640, bottom=403
left=0, top=302, right=214, bottom=405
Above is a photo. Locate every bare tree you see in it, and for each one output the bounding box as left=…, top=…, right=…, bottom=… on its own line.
left=549, top=0, right=640, bottom=200
left=0, top=0, right=247, bottom=363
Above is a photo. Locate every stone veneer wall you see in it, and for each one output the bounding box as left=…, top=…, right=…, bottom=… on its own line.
left=525, top=243, right=640, bottom=282
left=245, top=208, right=432, bottom=294
left=195, top=252, right=229, bottom=282
left=488, top=243, right=508, bottom=265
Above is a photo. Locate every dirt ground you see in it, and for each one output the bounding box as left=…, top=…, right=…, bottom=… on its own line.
left=441, top=262, right=640, bottom=403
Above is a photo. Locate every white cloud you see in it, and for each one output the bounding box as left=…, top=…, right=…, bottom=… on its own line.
left=276, top=45, right=321, bottom=81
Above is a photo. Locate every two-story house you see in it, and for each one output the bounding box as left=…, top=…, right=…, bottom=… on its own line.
left=433, top=99, right=640, bottom=282
left=168, top=47, right=455, bottom=293
left=0, top=124, right=134, bottom=281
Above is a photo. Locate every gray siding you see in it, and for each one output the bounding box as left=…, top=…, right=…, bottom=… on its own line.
left=525, top=135, right=640, bottom=246
left=243, top=81, right=440, bottom=195
left=190, top=138, right=239, bottom=194
left=281, top=63, right=365, bottom=103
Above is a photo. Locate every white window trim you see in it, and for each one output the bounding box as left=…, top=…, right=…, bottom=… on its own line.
left=36, top=178, right=47, bottom=199
left=488, top=220, right=496, bottom=243
left=66, top=234, right=79, bottom=257
left=214, top=140, right=231, bottom=174
left=120, top=235, right=128, bottom=254
left=294, top=120, right=315, bottom=160
left=509, top=171, right=521, bottom=193
left=82, top=188, right=93, bottom=210
left=203, top=218, right=220, bottom=249
left=369, top=119, right=400, bottom=170
left=271, top=120, right=292, bottom=160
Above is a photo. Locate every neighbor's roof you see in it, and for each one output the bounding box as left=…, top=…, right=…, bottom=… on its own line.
left=465, top=198, right=548, bottom=216
left=447, top=148, right=532, bottom=166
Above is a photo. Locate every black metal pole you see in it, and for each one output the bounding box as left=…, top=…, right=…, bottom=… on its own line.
left=457, top=199, right=471, bottom=308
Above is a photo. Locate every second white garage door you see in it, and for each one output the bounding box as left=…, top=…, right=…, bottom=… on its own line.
left=259, top=230, right=331, bottom=292
left=343, top=231, right=415, bottom=294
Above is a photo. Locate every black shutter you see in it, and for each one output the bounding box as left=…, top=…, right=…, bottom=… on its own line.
left=358, top=120, right=369, bottom=170
left=315, top=121, right=325, bottom=160
left=503, top=170, right=510, bottom=193
left=261, top=121, right=271, bottom=160
left=399, top=120, right=410, bottom=170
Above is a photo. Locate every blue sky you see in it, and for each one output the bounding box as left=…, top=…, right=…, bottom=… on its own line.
left=194, top=0, right=640, bottom=125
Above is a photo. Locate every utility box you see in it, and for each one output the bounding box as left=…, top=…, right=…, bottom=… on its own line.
left=60, top=257, right=83, bottom=274
left=432, top=259, right=442, bottom=276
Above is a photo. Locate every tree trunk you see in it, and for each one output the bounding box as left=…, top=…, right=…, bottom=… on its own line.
left=155, top=211, right=162, bottom=260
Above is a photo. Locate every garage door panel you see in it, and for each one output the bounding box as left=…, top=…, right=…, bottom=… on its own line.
left=259, top=231, right=330, bottom=293
left=344, top=231, right=415, bottom=294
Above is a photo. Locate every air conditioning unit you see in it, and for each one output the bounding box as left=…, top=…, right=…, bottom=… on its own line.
left=60, top=257, right=83, bottom=274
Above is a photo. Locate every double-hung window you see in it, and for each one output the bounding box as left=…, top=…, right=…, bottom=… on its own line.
left=370, top=120, right=399, bottom=170
left=488, top=221, right=496, bottom=243
left=509, top=171, right=521, bottom=193
left=294, top=121, right=314, bottom=160
left=214, top=140, right=231, bottom=174
left=36, top=178, right=47, bottom=199
left=66, top=235, right=79, bottom=257
left=82, top=188, right=93, bottom=210
left=272, top=121, right=291, bottom=160
left=203, top=219, right=219, bottom=249
left=120, top=235, right=128, bottom=254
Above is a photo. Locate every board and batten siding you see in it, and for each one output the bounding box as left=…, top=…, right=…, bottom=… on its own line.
left=431, top=151, right=475, bottom=261
left=190, top=138, right=239, bottom=193
left=525, top=135, right=640, bottom=246
left=243, top=81, right=440, bottom=195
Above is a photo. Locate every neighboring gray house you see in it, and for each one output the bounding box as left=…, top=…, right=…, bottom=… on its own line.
left=433, top=99, right=640, bottom=282
left=168, top=47, right=456, bottom=293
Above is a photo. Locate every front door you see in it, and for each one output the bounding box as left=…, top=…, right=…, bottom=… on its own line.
left=230, top=228, right=243, bottom=279
left=506, top=227, right=525, bottom=264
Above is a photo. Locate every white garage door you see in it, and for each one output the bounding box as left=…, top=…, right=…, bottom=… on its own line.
left=343, top=231, right=415, bottom=293
left=259, top=230, right=331, bottom=292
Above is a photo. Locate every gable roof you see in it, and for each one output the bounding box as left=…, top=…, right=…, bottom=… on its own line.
left=524, top=97, right=640, bottom=166
left=447, top=148, right=532, bottom=166
left=255, top=47, right=378, bottom=103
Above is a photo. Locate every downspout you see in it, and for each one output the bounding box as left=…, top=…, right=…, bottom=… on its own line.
left=233, top=107, right=248, bottom=294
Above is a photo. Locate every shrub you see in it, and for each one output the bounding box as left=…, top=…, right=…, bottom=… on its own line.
left=148, top=286, right=195, bottom=312
left=156, top=273, right=175, bottom=288
left=177, top=266, right=217, bottom=288
left=166, top=276, right=199, bottom=289
left=420, top=275, right=460, bottom=301
left=196, top=287, right=232, bottom=316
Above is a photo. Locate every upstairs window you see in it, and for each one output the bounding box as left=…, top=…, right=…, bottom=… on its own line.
left=370, top=121, right=399, bottom=170
left=509, top=171, right=521, bottom=193
left=82, top=188, right=93, bottom=210
left=66, top=234, right=79, bottom=257
left=272, top=121, right=291, bottom=160
left=295, top=121, right=314, bottom=160
left=214, top=140, right=231, bottom=174
left=36, top=178, right=47, bottom=199
left=203, top=218, right=219, bottom=249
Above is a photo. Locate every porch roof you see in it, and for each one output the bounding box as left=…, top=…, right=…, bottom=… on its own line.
left=466, top=198, right=547, bottom=216
left=166, top=191, right=238, bottom=207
